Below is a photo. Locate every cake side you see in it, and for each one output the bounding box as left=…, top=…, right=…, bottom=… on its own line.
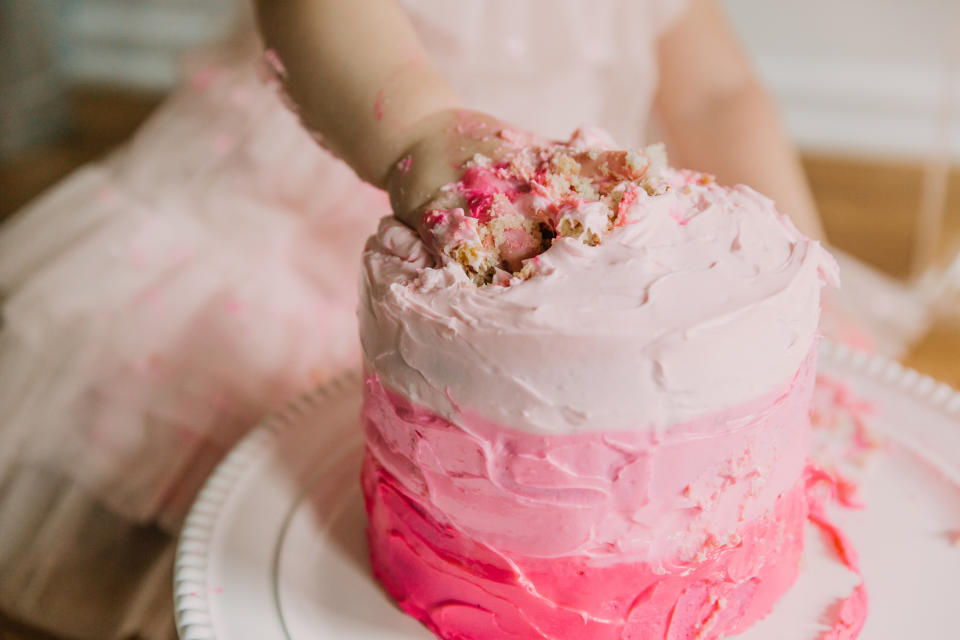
left=362, top=350, right=815, bottom=560
left=358, top=133, right=835, bottom=640
left=364, top=458, right=807, bottom=640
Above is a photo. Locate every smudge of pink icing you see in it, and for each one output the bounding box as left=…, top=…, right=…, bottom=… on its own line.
left=374, top=88, right=386, bottom=121
left=806, top=466, right=868, bottom=640
left=364, top=455, right=807, bottom=640
left=820, top=584, right=868, bottom=640
left=396, top=154, right=413, bottom=175
left=832, top=472, right=866, bottom=510
left=459, top=163, right=525, bottom=222
left=362, top=352, right=820, bottom=639
left=262, top=48, right=287, bottom=78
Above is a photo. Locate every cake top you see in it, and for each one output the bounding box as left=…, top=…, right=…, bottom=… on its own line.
left=361, top=130, right=837, bottom=435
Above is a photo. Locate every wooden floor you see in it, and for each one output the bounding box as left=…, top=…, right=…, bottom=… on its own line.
left=1, top=87, right=958, bottom=386
left=802, top=153, right=960, bottom=386
left=806, top=153, right=960, bottom=279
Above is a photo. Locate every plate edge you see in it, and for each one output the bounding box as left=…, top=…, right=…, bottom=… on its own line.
left=818, top=340, right=960, bottom=417
left=173, top=371, right=362, bottom=640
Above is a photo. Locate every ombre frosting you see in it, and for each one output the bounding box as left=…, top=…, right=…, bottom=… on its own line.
left=358, top=138, right=837, bottom=640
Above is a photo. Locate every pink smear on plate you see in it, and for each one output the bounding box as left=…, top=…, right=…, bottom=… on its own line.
left=806, top=465, right=869, bottom=640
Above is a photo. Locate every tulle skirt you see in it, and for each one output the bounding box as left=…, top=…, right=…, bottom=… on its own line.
left=0, top=46, right=385, bottom=638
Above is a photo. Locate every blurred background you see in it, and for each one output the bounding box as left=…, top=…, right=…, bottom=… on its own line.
left=1, top=0, right=958, bottom=381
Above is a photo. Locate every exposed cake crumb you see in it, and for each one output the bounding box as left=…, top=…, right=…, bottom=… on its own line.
left=421, top=131, right=669, bottom=285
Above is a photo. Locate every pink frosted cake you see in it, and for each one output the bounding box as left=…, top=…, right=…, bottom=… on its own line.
left=359, top=131, right=836, bottom=640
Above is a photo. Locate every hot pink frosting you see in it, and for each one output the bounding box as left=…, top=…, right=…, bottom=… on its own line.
left=806, top=466, right=869, bottom=640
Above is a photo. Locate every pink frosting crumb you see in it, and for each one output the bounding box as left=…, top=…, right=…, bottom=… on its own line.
left=820, top=584, right=868, bottom=640
left=364, top=454, right=808, bottom=640
left=833, top=472, right=866, bottom=510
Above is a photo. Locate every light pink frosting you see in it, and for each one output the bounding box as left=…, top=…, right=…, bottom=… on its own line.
left=360, top=169, right=836, bottom=435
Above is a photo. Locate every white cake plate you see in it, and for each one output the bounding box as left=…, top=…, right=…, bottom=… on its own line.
left=174, top=341, right=960, bottom=640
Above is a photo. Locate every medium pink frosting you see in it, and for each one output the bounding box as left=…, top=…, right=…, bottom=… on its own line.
left=363, top=351, right=815, bottom=562
left=806, top=466, right=869, bottom=640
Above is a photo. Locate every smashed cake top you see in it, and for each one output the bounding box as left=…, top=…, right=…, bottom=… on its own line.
left=421, top=127, right=669, bottom=285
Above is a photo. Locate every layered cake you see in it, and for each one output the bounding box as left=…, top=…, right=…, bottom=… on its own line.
left=359, top=130, right=837, bottom=640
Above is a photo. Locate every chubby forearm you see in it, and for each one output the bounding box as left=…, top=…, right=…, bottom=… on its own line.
left=659, top=81, right=825, bottom=239
left=255, top=0, right=458, bottom=187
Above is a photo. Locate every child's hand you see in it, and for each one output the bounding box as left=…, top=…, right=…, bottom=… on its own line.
left=256, top=1, right=545, bottom=239
left=384, top=109, right=542, bottom=232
